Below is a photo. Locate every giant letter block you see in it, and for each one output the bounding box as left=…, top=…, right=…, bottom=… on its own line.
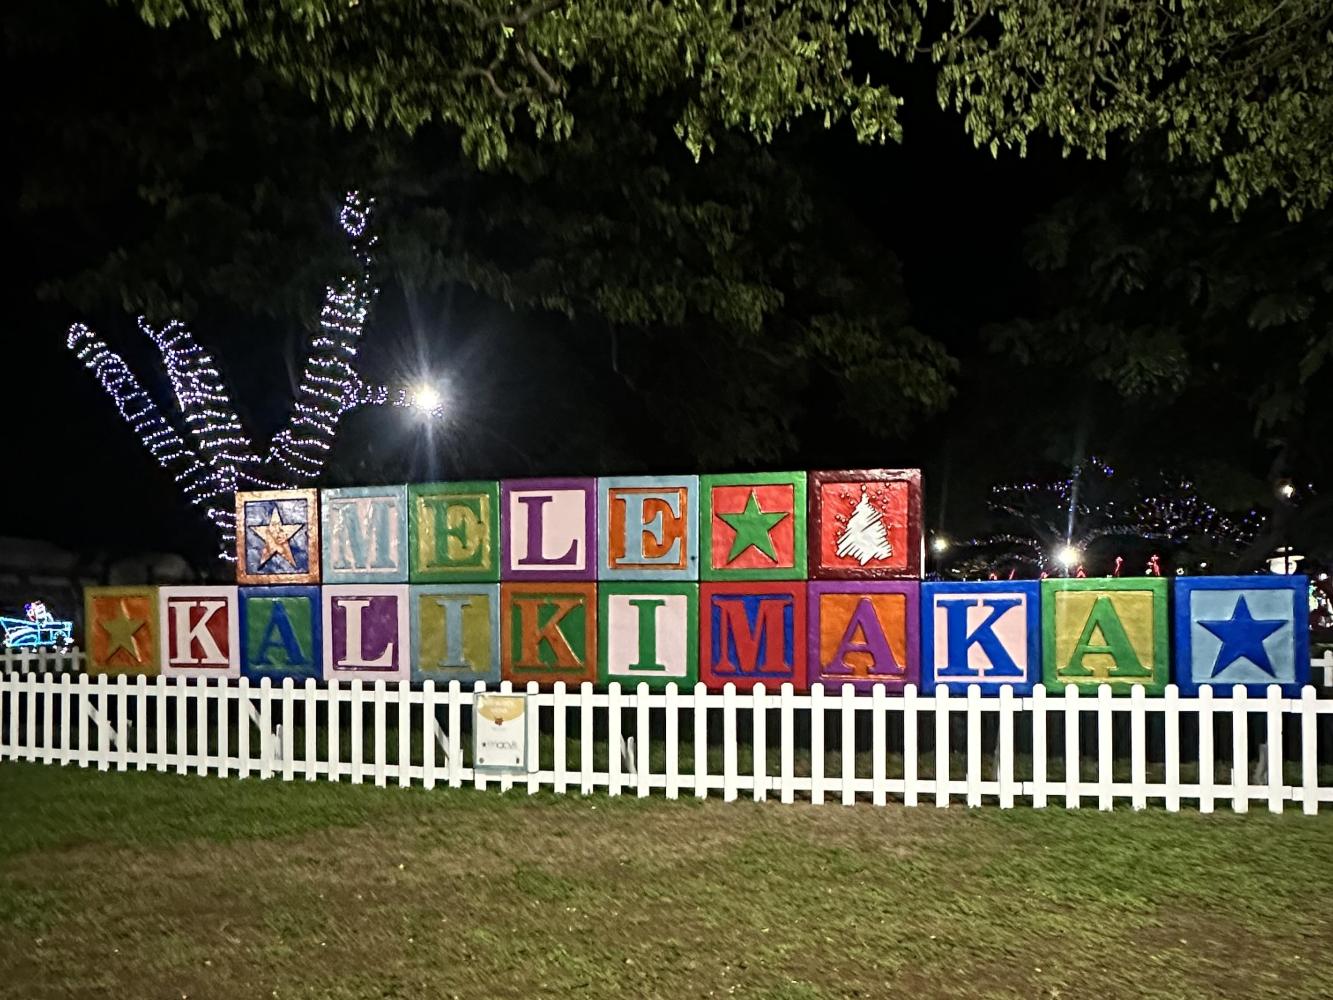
left=599, top=582, right=698, bottom=690
left=321, top=485, right=408, bottom=583
left=158, top=585, right=240, bottom=678
left=700, top=472, right=806, bottom=580
left=410, top=584, right=500, bottom=685
left=408, top=481, right=500, bottom=583
left=808, top=469, right=922, bottom=580
left=921, top=581, right=1040, bottom=695
left=1042, top=578, right=1168, bottom=694
left=598, top=475, right=699, bottom=580
left=1174, top=575, right=1310, bottom=696
left=322, top=585, right=410, bottom=682
left=501, top=582, right=597, bottom=687
left=808, top=581, right=918, bottom=694
left=700, top=582, right=807, bottom=691
left=501, top=478, right=596, bottom=581
left=239, top=585, right=321, bottom=682
left=236, top=488, right=320, bottom=584
left=85, top=585, right=160, bottom=676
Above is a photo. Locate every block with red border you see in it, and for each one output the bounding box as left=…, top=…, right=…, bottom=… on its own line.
left=157, top=585, right=240, bottom=678
left=700, top=472, right=806, bottom=580
left=500, top=582, right=597, bottom=688
left=84, top=586, right=160, bottom=676
left=808, top=469, right=922, bottom=580
left=699, top=581, right=807, bottom=691
left=807, top=581, right=918, bottom=694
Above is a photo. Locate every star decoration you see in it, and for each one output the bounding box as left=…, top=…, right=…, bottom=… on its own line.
left=251, top=506, right=305, bottom=569
left=100, top=604, right=145, bottom=663
left=1199, top=595, right=1287, bottom=677
left=719, top=491, right=788, bottom=563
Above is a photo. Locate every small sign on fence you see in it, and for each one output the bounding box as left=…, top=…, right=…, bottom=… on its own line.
left=474, top=693, right=530, bottom=772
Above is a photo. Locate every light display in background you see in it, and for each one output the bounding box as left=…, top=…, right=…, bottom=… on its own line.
left=1, top=601, right=74, bottom=650
left=67, top=191, right=441, bottom=563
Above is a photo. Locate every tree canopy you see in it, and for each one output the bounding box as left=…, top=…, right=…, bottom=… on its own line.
left=129, top=0, right=1333, bottom=218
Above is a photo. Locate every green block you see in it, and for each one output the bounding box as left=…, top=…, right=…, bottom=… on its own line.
left=407, top=481, right=500, bottom=583
left=699, top=471, right=807, bottom=580
left=598, top=582, right=699, bottom=691
left=1041, top=577, right=1169, bottom=694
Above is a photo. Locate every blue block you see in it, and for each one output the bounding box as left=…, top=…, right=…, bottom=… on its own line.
left=321, top=485, right=409, bottom=583
left=1173, top=575, right=1310, bottom=696
left=239, top=585, right=322, bottom=683
left=921, top=581, right=1041, bottom=695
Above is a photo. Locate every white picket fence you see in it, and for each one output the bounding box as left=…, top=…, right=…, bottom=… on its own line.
left=3, top=667, right=1332, bottom=814
left=0, top=649, right=85, bottom=674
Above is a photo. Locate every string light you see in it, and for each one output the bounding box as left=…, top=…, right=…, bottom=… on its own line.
left=1, top=601, right=74, bottom=649
left=68, top=190, right=434, bottom=562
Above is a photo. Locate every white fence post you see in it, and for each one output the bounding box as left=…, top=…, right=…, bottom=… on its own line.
left=751, top=682, right=767, bottom=803
left=1063, top=686, right=1080, bottom=809
left=934, top=686, right=950, bottom=808
left=1163, top=685, right=1180, bottom=812
left=1231, top=685, right=1249, bottom=814
left=810, top=683, right=826, bottom=806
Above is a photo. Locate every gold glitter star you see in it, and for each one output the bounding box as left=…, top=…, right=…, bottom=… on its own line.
left=251, top=507, right=304, bottom=568
left=100, top=604, right=145, bottom=663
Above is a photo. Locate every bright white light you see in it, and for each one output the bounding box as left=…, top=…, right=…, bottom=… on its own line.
left=409, top=384, right=444, bottom=416
left=931, top=536, right=950, bottom=554
left=1055, top=545, right=1080, bottom=568
left=1278, top=481, right=1296, bottom=499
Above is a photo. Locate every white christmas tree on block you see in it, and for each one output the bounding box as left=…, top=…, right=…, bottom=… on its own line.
left=835, top=485, right=893, bottom=565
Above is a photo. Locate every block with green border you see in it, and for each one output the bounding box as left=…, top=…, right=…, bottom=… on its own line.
left=598, top=582, right=698, bottom=690
left=407, top=481, right=500, bottom=583
left=1041, top=577, right=1168, bottom=694
left=700, top=471, right=807, bottom=580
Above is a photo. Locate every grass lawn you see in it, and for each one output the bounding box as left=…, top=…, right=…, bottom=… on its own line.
left=1, top=764, right=1331, bottom=999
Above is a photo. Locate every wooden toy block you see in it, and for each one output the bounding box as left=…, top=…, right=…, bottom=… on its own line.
left=501, top=478, right=597, bottom=582
left=1173, top=575, right=1310, bottom=696
left=410, top=583, right=500, bottom=685
left=239, top=586, right=322, bottom=683
left=321, top=485, right=409, bottom=583
left=808, top=469, right=922, bottom=580
left=322, top=585, right=411, bottom=683
left=598, top=582, right=698, bottom=690
left=407, top=481, right=500, bottom=583
left=157, top=585, right=240, bottom=678
left=1042, top=578, right=1168, bottom=694
left=236, top=488, right=320, bottom=584
left=84, top=585, right=160, bottom=676
left=921, top=581, right=1040, bottom=695
left=700, top=471, right=807, bottom=580
left=598, top=475, right=699, bottom=580
left=700, top=581, right=807, bottom=691
left=808, top=581, right=919, bottom=694
left=500, top=582, right=597, bottom=687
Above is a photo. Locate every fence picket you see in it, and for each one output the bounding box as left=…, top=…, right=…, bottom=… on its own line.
left=998, top=685, right=1015, bottom=809
left=350, top=680, right=364, bottom=784
left=1301, top=686, right=1318, bottom=815
left=1129, top=685, right=1146, bottom=810
left=134, top=676, right=147, bottom=769
left=1063, top=686, right=1079, bottom=809
left=154, top=676, right=167, bottom=772
left=1030, top=685, right=1047, bottom=808
left=842, top=683, right=857, bottom=807
left=811, top=683, right=825, bottom=806
left=1231, top=685, right=1249, bottom=813
left=966, top=685, right=981, bottom=808
left=1198, top=687, right=1215, bottom=813
left=304, top=679, right=318, bottom=782
left=327, top=679, right=342, bottom=783
left=553, top=681, right=568, bottom=795
left=608, top=682, right=623, bottom=798
left=1097, top=685, right=1113, bottom=811
left=779, top=683, right=794, bottom=805
left=282, top=678, right=296, bottom=783
left=447, top=680, right=462, bottom=789
left=60, top=674, right=73, bottom=766
left=664, top=683, right=679, bottom=800
left=693, top=683, right=707, bottom=800
left=174, top=676, right=189, bottom=774
left=871, top=684, right=887, bottom=807
left=722, top=683, right=737, bottom=803
left=373, top=681, right=387, bottom=789
left=752, top=683, right=767, bottom=803
left=903, top=684, right=919, bottom=807
left=635, top=682, right=650, bottom=799
left=934, top=687, right=949, bottom=808
left=398, top=679, right=411, bottom=789
left=1265, top=685, right=1283, bottom=815
left=259, top=677, right=273, bottom=780
left=41, top=674, right=54, bottom=764
left=1163, top=685, right=1180, bottom=812
left=422, top=681, right=436, bottom=790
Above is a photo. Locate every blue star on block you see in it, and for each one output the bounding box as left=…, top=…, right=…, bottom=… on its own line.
left=1198, top=596, right=1286, bottom=678
left=1173, top=576, right=1310, bottom=696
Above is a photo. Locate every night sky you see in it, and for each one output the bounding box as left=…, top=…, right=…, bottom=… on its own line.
left=0, top=1, right=1173, bottom=572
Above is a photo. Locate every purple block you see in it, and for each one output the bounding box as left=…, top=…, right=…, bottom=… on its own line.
left=321, top=584, right=410, bottom=682
left=807, top=580, right=920, bottom=694
left=501, top=478, right=597, bottom=582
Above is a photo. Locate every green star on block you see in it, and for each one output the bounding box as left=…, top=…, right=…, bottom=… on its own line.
left=719, top=491, right=789, bottom=563
left=101, top=610, right=146, bottom=662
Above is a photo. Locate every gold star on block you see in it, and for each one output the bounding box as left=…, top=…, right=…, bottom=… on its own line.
left=251, top=508, right=305, bottom=568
